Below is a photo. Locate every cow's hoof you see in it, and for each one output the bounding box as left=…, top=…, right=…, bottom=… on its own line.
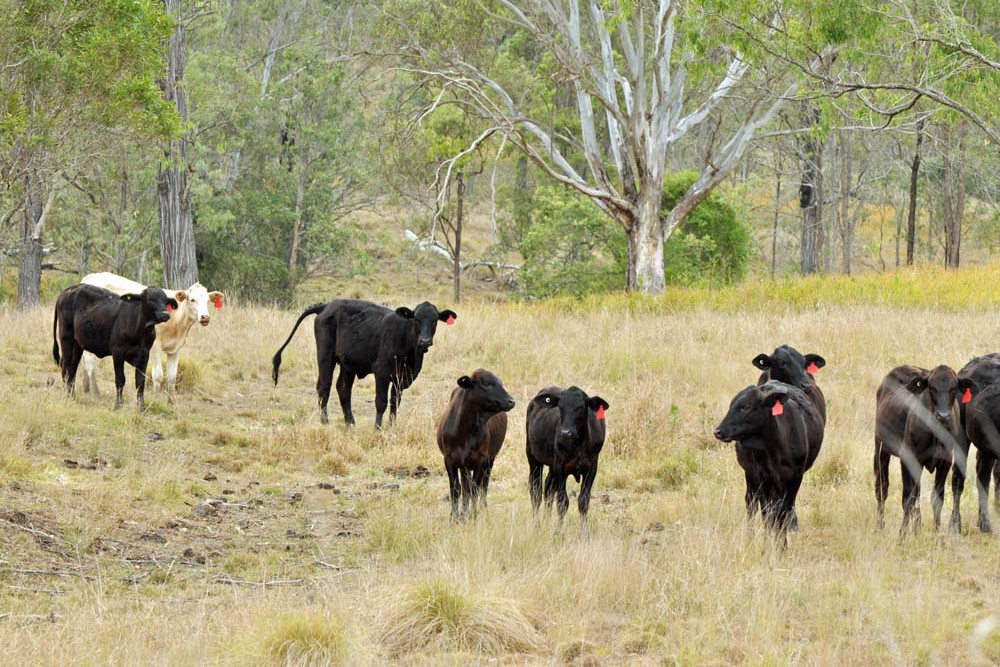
left=978, top=519, right=992, bottom=534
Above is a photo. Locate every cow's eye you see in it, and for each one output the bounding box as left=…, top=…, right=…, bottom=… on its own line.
left=544, top=397, right=551, bottom=404
left=739, top=404, right=752, bottom=413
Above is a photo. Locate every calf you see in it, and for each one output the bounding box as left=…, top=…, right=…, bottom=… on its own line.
left=272, top=299, right=456, bottom=427
left=874, top=365, right=976, bottom=532
left=79, top=272, right=224, bottom=399
left=436, top=369, right=516, bottom=521
left=53, top=284, right=177, bottom=411
left=714, top=381, right=824, bottom=538
left=752, top=345, right=827, bottom=422
left=958, top=353, right=1000, bottom=525
left=526, top=386, right=609, bottom=528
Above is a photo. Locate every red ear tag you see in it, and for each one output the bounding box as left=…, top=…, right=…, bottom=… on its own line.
left=596, top=405, right=605, bottom=420
left=214, top=298, right=223, bottom=310
left=962, top=388, right=972, bottom=404
left=806, top=362, right=819, bottom=374
left=166, top=304, right=173, bottom=313
left=771, top=400, right=784, bottom=417
left=446, top=314, right=455, bottom=325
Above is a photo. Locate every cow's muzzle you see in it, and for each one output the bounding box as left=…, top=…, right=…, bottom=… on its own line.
left=714, top=427, right=733, bottom=443
left=417, top=337, right=433, bottom=350
left=199, top=315, right=210, bottom=326
left=935, top=411, right=952, bottom=424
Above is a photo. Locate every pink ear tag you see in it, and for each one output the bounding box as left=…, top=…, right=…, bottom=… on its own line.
left=214, top=298, right=223, bottom=310
left=596, top=405, right=605, bottom=420
left=446, top=314, right=455, bottom=325
left=806, top=362, right=819, bottom=374
left=166, top=304, right=173, bottom=313
left=771, top=400, right=784, bottom=417
left=962, top=388, right=972, bottom=404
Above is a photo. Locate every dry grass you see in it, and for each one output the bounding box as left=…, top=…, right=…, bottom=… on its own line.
left=4, top=270, right=1000, bottom=663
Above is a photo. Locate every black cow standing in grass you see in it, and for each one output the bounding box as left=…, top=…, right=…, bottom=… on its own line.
left=714, top=381, right=824, bottom=540
left=874, top=365, right=977, bottom=533
left=436, top=369, right=516, bottom=521
left=526, top=386, right=609, bottom=530
left=53, top=283, right=177, bottom=411
left=752, top=345, right=827, bottom=422
left=958, top=353, right=1000, bottom=530
left=271, top=299, right=457, bottom=427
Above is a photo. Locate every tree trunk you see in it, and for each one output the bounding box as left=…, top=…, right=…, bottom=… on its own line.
left=839, top=131, right=852, bottom=275
left=626, top=173, right=666, bottom=293
left=942, top=123, right=967, bottom=268
left=799, top=106, right=823, bottom=275
left=158, top=0, right=198, bottom=289
left=771, top=170, right=782, bottom=279
left=17, top=178, right=44, bottom=309
left=905, top=119, right=924, bottom=266
left=453, top=173, right=464, bottom=303
left=289, top=171, right=305, bottom=272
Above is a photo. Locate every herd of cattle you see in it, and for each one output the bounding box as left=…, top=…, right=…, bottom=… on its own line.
left=46, top=273, right=1000, bottom=537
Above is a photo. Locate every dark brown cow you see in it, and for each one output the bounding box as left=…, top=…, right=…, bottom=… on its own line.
left=874, top=365, right=977, bottom=532
left=526, top=386, right=609, bottom=529
left=437, top=370, right=516, bottom=521
left=958, top=353, right=1000, bottom=529
left=53, top=283, right=177, bottom=411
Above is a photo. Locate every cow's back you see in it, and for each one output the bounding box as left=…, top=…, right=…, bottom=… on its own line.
left=321, top=299, right=393, bottom=372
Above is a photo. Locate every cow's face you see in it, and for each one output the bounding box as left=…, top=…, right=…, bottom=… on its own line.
left=396, top=302, right=457, bottom=352
left=127, top=288, right=178, bottom=327
left=538, top=386, right=608, bottom=458
left=176, top=283, right=224, bottom=327
left=714, top=385, right=786, bottom=443
left=752, top=345, right=825, bottom=387
left=457, top=369, right=516, bottom=413
left=908, top=365, right=977, bottom=424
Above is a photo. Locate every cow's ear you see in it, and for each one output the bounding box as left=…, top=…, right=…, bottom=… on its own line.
left=457, top=376, right=474, bottom=389
left=587, top=396, right=609, bottom=412
left=121, top=293, right=141, bottom=302
left=395, top=307, right=414, bottom=319
left=166, top=298, right=180, bottom=311
left=438, top=309, right=457, bottom=323
left=906, top=376, right=928, bottom=394
left=174, top=290, right=187, bottom=303
left=958, top=378, right=979, bottom=403
left=752, top=354, right=772, bottom=371
left=805, top=354, right=826, bottom=370
left=208, top=291, right=224, bottom=302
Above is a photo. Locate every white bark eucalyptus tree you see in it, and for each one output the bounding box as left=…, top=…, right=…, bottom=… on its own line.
left=384, top=0, right=839, bottom=292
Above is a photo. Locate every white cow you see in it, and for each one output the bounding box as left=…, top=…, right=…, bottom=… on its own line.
left=79, top=272, right=224, bottom=400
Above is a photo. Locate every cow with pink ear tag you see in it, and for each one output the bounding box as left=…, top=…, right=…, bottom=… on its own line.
left=752, top=344, right=827, bottom=423
left=78, top=272, right=225, bottom=401
left=715, top=381, right=825, bottom=543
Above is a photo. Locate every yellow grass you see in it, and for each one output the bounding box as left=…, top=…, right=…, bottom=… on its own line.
left=4, top=269, right=1000, bottom=663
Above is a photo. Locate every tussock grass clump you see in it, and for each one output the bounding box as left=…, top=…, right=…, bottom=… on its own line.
left=380, top=579, right=539, bottom=656
left=258, top=611, right=349, bottom=665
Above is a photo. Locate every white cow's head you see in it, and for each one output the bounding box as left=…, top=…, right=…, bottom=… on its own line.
left=174, top=283, right=225, bottom=326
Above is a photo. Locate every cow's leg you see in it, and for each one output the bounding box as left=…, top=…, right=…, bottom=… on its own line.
left=542, top=469, right=556, bottom=509
left=162, top=350, right=179, bottom=402
left=64, top=345, right=84, bottom=397
left=476, top=461, right=494, bottom=511
left=469, top=464, right=487, bottom=518
left=133, top=351, right=149, bottom=412
left=578, top=461, right=599, bottom=535
left=950, top=439, right=970, bottom=534
left=976, top=451, right=996, bottom=533
left=901, top=463, right=920, bottom=533
left=874, top=442, right=891, bottom=529
left=80, top=352, right=98, bottom=395
left=314, top=346, right=336, bottom=425
left=993, top=459, right=1000, bottom=513
left=780, top=476, right=803, bottom=534
left=112, top=354, right=127, bottom=410
left=335, top=368, right=356, bottom=426
left=528, top=456, right=544, bottom=515
left=744, top=469, right=762, bottom=523
left=374, top=375, right=391, bottom=429
left=930, top=460, right=948, bottom=530
left=445, top=458, right=461, bottom=522
left=458, top=467, right=472, bottom=519
left=553, top=473, right=570, bottom=524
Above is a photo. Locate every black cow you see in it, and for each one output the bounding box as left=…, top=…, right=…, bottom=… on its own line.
left=874, top=365, right=976, bottom=533
left=436, top=369, right=516, bottom=521
left=526, top=386, right=609, bottom=529
left=714, top=381, right=824, bottom=539
left=958, top=353, right=1000, bottom=527
left=752, top=345, right=827, bottom=422
left=53, top=283, right=177, bottom=411
left=271, top=299, right=457, bottom=427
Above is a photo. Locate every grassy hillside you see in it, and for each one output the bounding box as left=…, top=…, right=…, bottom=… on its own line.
left=4, top=269, right=1000, bottom=663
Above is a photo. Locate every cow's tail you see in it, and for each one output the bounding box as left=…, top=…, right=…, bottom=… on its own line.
left=272, top=303, right=325, bottom=385
left=52, top=308, right=60, bottom=366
